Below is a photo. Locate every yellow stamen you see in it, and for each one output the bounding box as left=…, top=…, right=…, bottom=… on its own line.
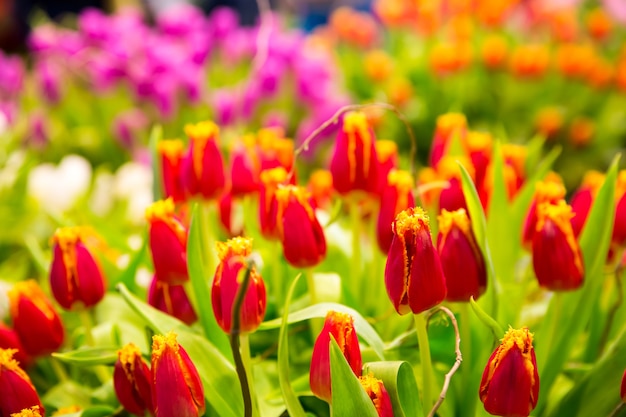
left=184, top=121, right=220, bottom=179
left=359, top=373, right=385, bottom=411
left=343, top=111, right=373, bottom=183
left=393, top=207, right=430, bottom=236
left=216, top=237, right=253, bottom=262
left=534, top=180, right=566, bottom=203
left=118, top=343, right=142, bottom=383
left=152, top=331, right=179, bottom=358
left=0, top=348, right=20, bottom=371
left=10, top=406, right=43, bottom=417
left=327, top=311, right=354, bottom=353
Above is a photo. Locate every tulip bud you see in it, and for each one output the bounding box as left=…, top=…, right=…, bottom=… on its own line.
left=10, top=405, right=43, bottom=417
left=429, top=112, right=467, bottom=168
left=146, top=199, right=188, bottom=284
left=259, top=167, right=289, bottom=239
left=0, top=323, right=30, bottom=367
left=479, top=327, right=539, bottom=417
left=521, top=179, right=566, bottom=248
left=308, top=169, right=334, bottom=211
left=49, top=227, right=106, bottom=310
left=330, top=111, right=379, bottom=195
left=374, top=140, right=399, bottom=195
left=230, top=134, right=260, bottom=197
left=0, top=349, right=44, bottom=416
left=258, top=127, right=295, bottom=175
left=532, top=201, right=584, bottom=291
left=212, top=237, right=266, bottom=333
left=463, top=131, right=492, bottom=195
left=114, top=343, right=154, bottom=417
left=218, top=191, right=243, bottom=237
left=275, top=185, right=327, bottom=267
left=437, top=209, right=487, bottom=301
left=385, top=207, right=447, bottom=315
left=158, top=139, right=187, bottom=203
left=181, top=120, right=225, bottom=199
left=148, top=276, right=197, bottom=326
left=359, top=374, right=394, bottom=417
left=8, top=280, right=64, bottom=356
left=377, top=170, right=415, bottom=253
left=436, top=156, right=472, bottom=213
left=310, top=311, right=363, bottom=403
left=151, top=332, right=205, bottom=417
left=570, top=170, right=605, bottom=237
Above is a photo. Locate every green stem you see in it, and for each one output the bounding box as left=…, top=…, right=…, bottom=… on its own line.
left=49, top=356, right=69, bottom=382
left=349, top=198, right=362, bottom=304
left=273, top=240, right=284, bottom=309
left=537, top=292, right=563, bottom=371
left=415, top=312, right=435, bottom=411
left=240, top=333, right=260, bottom=417
left=306, top=268, right=322, bottom=337
left=200, top=200, right=217, bottom=279
left=459, top=303, right=477, bottom=417
left=78, top=308, right=95, bottom=346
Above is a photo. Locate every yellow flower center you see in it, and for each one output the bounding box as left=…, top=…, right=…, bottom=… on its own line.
left=152, top=331, right=180, bottom=358
left=393, top=207, right=430, bottom=236
left=534, top=180, right=566, bottom=203
left=0, top=348, right=20, bottom=371
left=10, top=406, right=43, bottom=417
left=216, top=237, right=253, bottom=262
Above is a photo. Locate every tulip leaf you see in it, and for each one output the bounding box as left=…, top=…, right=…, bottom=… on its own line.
left=457, top=162, right=498, bottom=318
left=278, top=273, right=307, bottom=417
left=52, top=347, right=119, bottom=366
left=363, top=361, right=423, bottom=417
left=330, top=336, right=379, bottom=417
left=258, top=301, right=386, bottom=360
left=536, top=155, right=620, bottom=412
left=117, top=283, right=244, bottom=417
left=188, top=203, right=231, bottom=359
left=149, top=124, right=163, bottom=201
left=469, top=297, right=504, bottom=343
left=56, top=406, right=118, bottom=417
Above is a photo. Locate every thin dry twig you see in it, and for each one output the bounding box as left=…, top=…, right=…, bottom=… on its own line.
left=426, top=306, right=463, bottom=417
left=290, top=102, right=418, bottom=181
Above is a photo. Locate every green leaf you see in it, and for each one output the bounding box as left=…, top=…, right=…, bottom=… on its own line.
left=536, top=155, right=620, bottom=412
left=115, top=234, right=148, bottom=292
left=52, top=347, right=118, bottom=367
left=187, top=203, right=231, bottom=358
left=54, top=406, right=117, bottom=417
left=469, top=297, right=504, bottom=342
left=149, top=125, right=163, bottom=201
left=116, top=283, right=243, bottom=417
left=258, top=302, right=386, bottom=361
left=330, top=337, right=378, bottom=417
left=278, top=274, right=307, bottom=417
left=363, top=361, right=423, bottom=417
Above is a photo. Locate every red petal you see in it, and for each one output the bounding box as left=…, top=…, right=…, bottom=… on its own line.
left=281, top=198, right=326, bottom=267
left=407, top=229, right=447, bottom=314
left=149, top=220, right=188, bottom=284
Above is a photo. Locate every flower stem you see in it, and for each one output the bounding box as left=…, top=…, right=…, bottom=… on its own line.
left=78, top=308, right=95, bottom=346
left=349, top=198, right=362, bottom=302
left=537, top=292, right=563, bottom=370
left=240, top=333, right=260, bottom=417
left=200, top=200, right=217, bottom=279
left=49, top=356, right=68, bottom=382
left=459, top=303, right=477, bottom=417
left=415, top=312, right=435, bottom=411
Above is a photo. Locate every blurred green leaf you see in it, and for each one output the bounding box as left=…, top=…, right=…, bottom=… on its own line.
left=54, top=406, right=117, bottom=417
left=52, top=347, right=118, bottom=367
left=258, top=302, right=386, bottom=361
left=330, top=336, right=378, bottom=417
left=363, top=361, right=423, bottom=417
left=149, top=125, right=163, bottom=202
left=469, top=297, right=504, bottom=342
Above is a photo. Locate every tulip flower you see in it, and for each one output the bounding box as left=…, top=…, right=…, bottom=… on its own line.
left=310, top=311, right=362, bottom=403
left=259, top=167, right=289, bottom=239
left=463, top=131, right=492, bottom=196
left=181, top=120, right=225, bottom=199
left=212, top=237, right=266, bottom=333
left=148, top=276, right=197, bottom=326
left=0, top=323, right=29, bottom=367
left=230, top=135, right=260, bottom=197
left=479, top=327, right=539, bottom=417
left=218, top=191, right=243, bottom=237
left=49, top=227, right=106, bottom=310
left=158, top=139, right=186, bottom=203
left=436, top=155, right=472, bottom=213
left=429, top=112, right=467, bottom=168
left=146, top=199, right=188, bottom=284
left=532, top=201, right=584, bottom=291
left=257, top=127, right=295, bottom=175
left=359, top=374, right=394, bottom=417
left=570, top=170, right=605, bottom=237
left=0, top=349, right=44, bottom=417
left=114, top=343, right=154, bottom=416
left=10, top=405, right=43, bottom=417
left=151, top=332, right=205, bottom=417
left=275, top=185, right=327, bottom=268
left=437, top=209, right=487, bottom=301
left=385, top=207, right=447, bottom=315
left=8, top=280, right=64, bottom=357
left=377, top=169, right=415, bottom=253
left=330, top=111, right=379, bottom=195
left=308, top=169, right=334, bottom=211
left=374, top=139, right=399, bottom=195
left=521, top=179, right=566, bottom=248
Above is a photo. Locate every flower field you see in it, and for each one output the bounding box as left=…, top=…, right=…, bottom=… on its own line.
left=0, top=1, right=625, bottom=417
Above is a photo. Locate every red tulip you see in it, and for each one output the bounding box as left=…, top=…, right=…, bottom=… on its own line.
left=158, top=139, right=186, bottom=203
left=359, top=374, right=394, bottom=417
left=259, top=167, right=289, bottom=239
left=436, top=156, right=472, bottom=213
left=9, top=405, right=44, bottom=417
left=310, top=311, right=362, bottom=403
left=385, top=207, right=447, bottom=315
left=532, top=200, right=584, bottom=291
left=8, top=280, right=64, bottom=357
left=148, top=276, right=198, bottom=326
left=377, top=169, right=415, bottom=253
left=0, top=349, right=44, bottom=416
left=49, top=227, right=106, bottom=310
left=479, top=327, right=539, bottom=417
left=0, top=323, right=29, bottom=367
left=212, top=237, right=266, bottom=333
left=181, top=120, right=225, bottom=200
left=620, top=368, right=626, bottom=403
left=230, top=136, right=260, bottom=197
left=308, top=169, right=334, bottom=211
left=275, top=185, right=327, bottom=267
left=330, top=111, right=379, bottom=195
left=374, top=139, right=399, bottom=195
left=429, top=112, right=467, bottom=168
left=437, top=208, right=487, bottom=301
left=151, top=332, right=205, bottom=417
left=145, top=199, right=188, bottom=284
left=521, top=179, right=566, bottom=248
left=570, top=170, right=604, bottom=237
left=257, top=127, right=295, bottom=175
left=113, top=343, right=154, bottom=416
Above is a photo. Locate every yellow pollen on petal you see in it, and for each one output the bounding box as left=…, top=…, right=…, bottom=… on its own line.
left=393, top=206, right=430, bottom=236
left=10, top=406, right=43, bottom=417
left=438, top=208, right=471, bottom=237
left=260, top=167, right=289, bottom=215
left=436, top=112, right=467, bottom=140
left=375, top=140, right=398, bottom=164
left=343, top=111, right=373, bottom=183
left=185, top=120, right=220, bottom=179
left=536, top=200, right=583, bottom=274
left=216, top=237, right=253, bottom=262
left=158, top=140, right=185, bottom=159
left=388, top=169, right=414, bottom=214
left=465, top=131, right=492, bottom=153
left=152, top=331, right=179, bottom=358
left=118, top=343, right=142, bottom=376
left=359, top=373, right=385, bottom=410
left=51, top=226, right=85, bottom=290
left=326, top=311, right=354, bottom=351
left=534, top=180, right=566, bottom=204
left=0, top=348, right=20, bottom=371
left=8, top=280, right=57, bottom=322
